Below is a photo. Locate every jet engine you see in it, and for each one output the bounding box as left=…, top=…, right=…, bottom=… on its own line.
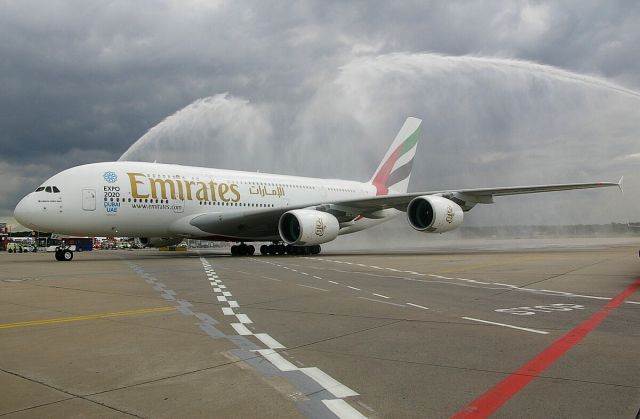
left=136, top=237, right=184, bottom=248
left=406, top=195, right=463, bottom=233
left=278, top=210, right=340, bottom=245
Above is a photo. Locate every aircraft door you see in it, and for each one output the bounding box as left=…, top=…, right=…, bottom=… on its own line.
left=82, top=189, right=96, bottom=211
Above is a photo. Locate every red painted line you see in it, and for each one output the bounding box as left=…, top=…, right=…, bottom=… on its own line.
left=452, top=279, right=640, bottom=419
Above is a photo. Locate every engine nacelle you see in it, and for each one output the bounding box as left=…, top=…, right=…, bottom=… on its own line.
left=136, top=237, right=184, bottom=248
left=278, top=210, right=340, bottom=245
left=406, top=195, right=464, bottom=233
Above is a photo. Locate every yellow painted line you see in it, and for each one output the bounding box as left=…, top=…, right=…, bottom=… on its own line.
left=0, top=306, right=176, bottom=330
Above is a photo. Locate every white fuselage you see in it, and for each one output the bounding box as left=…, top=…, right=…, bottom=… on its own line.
left=14, top=162, right=395, bottom=240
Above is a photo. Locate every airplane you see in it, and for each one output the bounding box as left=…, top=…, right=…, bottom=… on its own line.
left=14, top=117, right=622, bottom=261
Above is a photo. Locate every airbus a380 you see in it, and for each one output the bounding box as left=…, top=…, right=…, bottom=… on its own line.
left=14, top=117, right=622, bottom=261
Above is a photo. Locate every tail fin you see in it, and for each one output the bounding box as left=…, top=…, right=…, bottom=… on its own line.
left=369, top=117, right=422, bottom=195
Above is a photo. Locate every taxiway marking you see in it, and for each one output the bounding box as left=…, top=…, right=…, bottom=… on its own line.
left=461, top=317, right=549, bottom=335
left=323, top=400, right=368, bottom=419
left=0, top=306, right=175, bottom=329
left=406, top=303, right=429, bottom=310
left=358, top=297, right=405, bottom=307
left=454, top=279, right=640, bottom=418
left=203, top=257, right=366, bottom=419
left=297, top=284, right=329, bottom=292
left=372, top=293, right=390, bottom=299
left=347, top=286, right=361, bottom=291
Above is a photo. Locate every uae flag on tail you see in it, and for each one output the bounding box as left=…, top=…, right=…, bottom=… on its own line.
left=370, top=117, right=422, bottom=195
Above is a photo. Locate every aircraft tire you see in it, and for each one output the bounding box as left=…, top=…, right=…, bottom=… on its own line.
left=260, top=245, right=267, bottom=255
left=54, top=250, right=63, bottom=261
left=62, top=250, right=73, bottom=261
left=231, top=245, right=238, bottom=256
left=248, top=245, right=255, bottom=256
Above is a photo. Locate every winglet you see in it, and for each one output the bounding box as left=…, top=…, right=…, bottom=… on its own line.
left=618, top=176, right=624, bottom=193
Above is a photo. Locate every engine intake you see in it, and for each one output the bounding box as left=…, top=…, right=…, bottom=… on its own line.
left=406, top=195, right=463, bottom=233
left=278, top=210, right=340, bottom=245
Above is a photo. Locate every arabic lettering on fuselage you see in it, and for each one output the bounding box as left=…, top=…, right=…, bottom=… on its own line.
left=248, top=185, right=286, bottom=197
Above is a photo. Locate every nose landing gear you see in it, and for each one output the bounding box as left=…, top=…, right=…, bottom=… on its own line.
left=54, top=245, right=74, bottom=261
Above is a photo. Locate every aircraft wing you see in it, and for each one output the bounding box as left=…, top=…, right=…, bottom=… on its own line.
left=317, top=178, right=623, bottom=214
left=188, top=178, right=622, bottom=238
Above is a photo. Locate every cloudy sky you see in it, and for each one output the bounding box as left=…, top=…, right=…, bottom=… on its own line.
left=2, top=1, right=639, bottom=229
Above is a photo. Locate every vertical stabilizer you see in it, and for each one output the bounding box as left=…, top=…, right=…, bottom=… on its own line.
left=369, top=117, right=422, bottom=195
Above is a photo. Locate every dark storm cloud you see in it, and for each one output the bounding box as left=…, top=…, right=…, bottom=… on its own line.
left=1, top=0, right=639, bottom=223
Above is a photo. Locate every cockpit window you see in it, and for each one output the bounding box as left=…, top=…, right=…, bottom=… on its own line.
left=45, top=186, right=52, bottom=193
left=35, top=187, right=45, bottom=192
left=52, top=186, right=60, bottom=193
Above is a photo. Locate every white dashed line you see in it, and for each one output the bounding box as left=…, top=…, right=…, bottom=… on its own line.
left=406, top=303, right=429, bottom=310
left=322, top=399, right=368, bottom=419
left=297, top=284, right=329, bottom=292
left=236, top=314, right=253, bottom=324
left=329, top=280, right=340, bottom=284
left=217, top=296, right=227, bottom=302
left=254, top=333, right=285, bottom=349
left=231, top=323, right=253, bottom=335
left=254, top=349, right=298, bottom=371
left=228, top=301, right=239, bottom=308
left=358, top=297, right=405, bottom=307
left=347, top=286, right=361, bottom=291
left=222, top=307, right=234, bottom=315
left=313, top=276, right=323, bottom=280
left=372, top=293, right=390, bottom=299
left=261, top=276, right=282, bottom=282
left=462, top=317, right=549, bottom=335
left=301, top=367, right=359, bottom=398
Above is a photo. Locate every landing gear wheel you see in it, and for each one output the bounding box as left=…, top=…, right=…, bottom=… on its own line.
left=247, top=245, right=255, bottom=256
left=55, top=250, right=63, bottom=261
left=311, top=245, right=321, bottom=255
left=231, top=245, right=238, bottom=256
left=62, top=250, right=73, bottom=261
left=260, top=245, right=267, bottom=255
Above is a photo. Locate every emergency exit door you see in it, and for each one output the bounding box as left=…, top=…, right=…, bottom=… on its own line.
left=82, top=189, right=96, bottom=211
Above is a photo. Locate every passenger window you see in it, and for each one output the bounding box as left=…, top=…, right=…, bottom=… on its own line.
left=35, top=187, right=44, bottom=192
left=45, top=186, right=52, bottom=193
left=52, top=186, right=60, bottom=193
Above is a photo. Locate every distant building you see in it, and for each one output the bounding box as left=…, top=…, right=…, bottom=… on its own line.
left=0, top=223, right=7, bottom=251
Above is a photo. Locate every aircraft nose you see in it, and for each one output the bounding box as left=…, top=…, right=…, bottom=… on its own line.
left=14, top=194, right=34, bottom=228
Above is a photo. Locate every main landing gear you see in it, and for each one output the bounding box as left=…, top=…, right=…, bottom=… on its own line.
left=260, top=243, right=321, bottom=256
left=230, top=243, right=255, bottom=256
left=54, top=245, right=74, bottom=261
left=229, top=242, right=321, bottom=256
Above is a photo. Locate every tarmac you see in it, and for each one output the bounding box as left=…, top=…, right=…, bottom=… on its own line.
left=1, top=238, right=639, bottom=418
